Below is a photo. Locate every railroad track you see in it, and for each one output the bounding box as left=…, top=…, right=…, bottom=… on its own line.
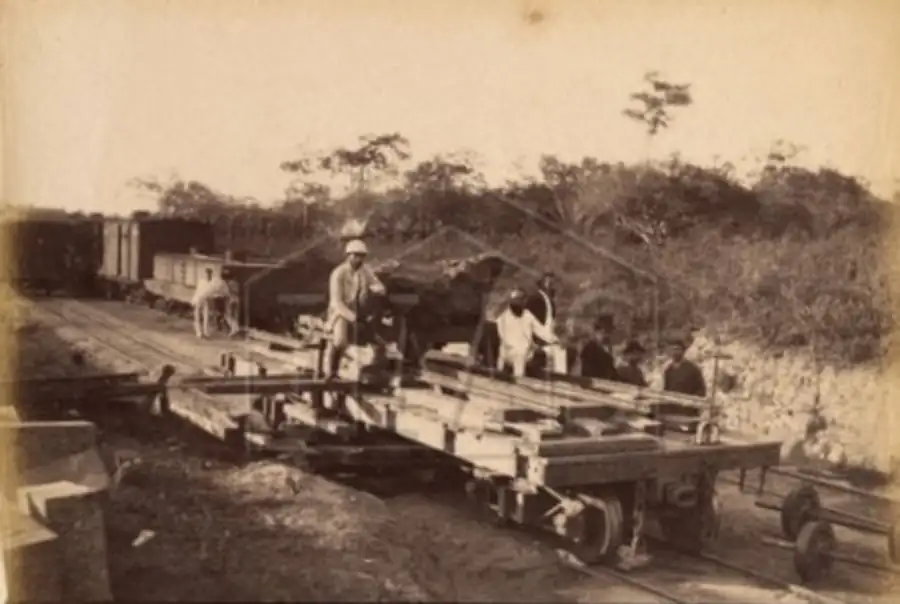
left=30, top=297, right=856, bottom=604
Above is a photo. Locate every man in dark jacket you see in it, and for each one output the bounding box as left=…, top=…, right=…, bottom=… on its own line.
left=616, top=340, right=648, bottom=387
left=579, top=313, right=618, bottom=380
left=662, top=336, right=707, bottom=397
left=525, top=272, right=562, bottom=374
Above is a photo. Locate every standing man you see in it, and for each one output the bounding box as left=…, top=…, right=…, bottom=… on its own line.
left=662, top=336, right=707, bottom=397
left=324, top=238, right=386, bottom=380
left=579, top=313, right=618, bottom=381
left=496, top=288, right=560, bottom=378
left=192, top=267, right=215, bottom=338
left=220, top=267, right=241, bottom=337
left=192, top=267, right=230, bottom=338
left=525, top=272, right=566, bottom=373
left=616, top=340, right=649, bottom=387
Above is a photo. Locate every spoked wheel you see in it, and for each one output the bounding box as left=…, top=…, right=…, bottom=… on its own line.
left=563, top=494, right=625, bottom=565
left=781, top=485, right=821, bottom=541
left=660, top=491, right=722, bottom=554
left=794, top=520, right=836, bottom=583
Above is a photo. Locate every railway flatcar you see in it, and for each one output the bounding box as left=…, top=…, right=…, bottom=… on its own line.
left=0, top=217, right=101, bottom=295
left=96, top=215, right=215, bottom=299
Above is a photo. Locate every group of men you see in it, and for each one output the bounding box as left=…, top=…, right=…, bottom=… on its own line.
left=322, top=239, right=708, bottom=399
left=493, top=271, right=708, bottom=398
left=186, top=238, right=708, bottom=399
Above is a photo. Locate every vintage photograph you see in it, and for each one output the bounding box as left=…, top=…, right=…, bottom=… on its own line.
left=2, top=1, right=899, bottom=602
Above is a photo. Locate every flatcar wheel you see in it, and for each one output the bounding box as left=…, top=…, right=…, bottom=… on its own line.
left=565, top=495, right=624, bottom=565
left=781, top=485, right=821, bottom=541
left=660, top=491, right=722, bottom=554
left=794, top=520, right=836, bottom=583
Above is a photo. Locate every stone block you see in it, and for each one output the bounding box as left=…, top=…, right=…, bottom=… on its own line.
left=17, top=481, right=112, bottom=601
left=2, top=502, right=62, bottom=602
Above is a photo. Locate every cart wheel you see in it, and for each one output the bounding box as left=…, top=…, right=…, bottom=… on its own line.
left=794, top=520, right=836, bottom=583
left=565, top=495, right=625, bottom=565
left=660, top=491, right=722, bottom=554
left=781, top=485, right=821, bottom=541
left=888, top=523, right=900, bottom=564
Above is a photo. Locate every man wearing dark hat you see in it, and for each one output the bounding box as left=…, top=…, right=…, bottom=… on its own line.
left=579, top=313, right=618, bottom=380
left=663, top=336, right=707, bottom=397
left=616, top=340, right=648, bottom=387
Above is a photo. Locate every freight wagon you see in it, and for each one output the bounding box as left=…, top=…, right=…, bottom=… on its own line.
left=143, top=250, right=310, bottom=333
left=0, top=217, right=102, bottom=295
left=96, top=216, right=215, bottom=299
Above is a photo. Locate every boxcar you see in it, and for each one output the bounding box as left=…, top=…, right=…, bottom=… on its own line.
left=0, top=217, right=102, bottom=295
left=97, top=216, right=215, bottom=298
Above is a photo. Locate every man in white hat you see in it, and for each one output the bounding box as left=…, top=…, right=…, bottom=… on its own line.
left=495, top=287, right=560, bottom=378
left=324, top=238, right=386, bottom=379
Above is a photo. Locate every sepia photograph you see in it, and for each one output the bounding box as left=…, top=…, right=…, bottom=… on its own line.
left=1, top=0, right=899, bottom=602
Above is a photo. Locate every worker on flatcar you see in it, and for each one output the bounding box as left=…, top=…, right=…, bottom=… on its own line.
left=495, top=288, right=559, bottom=378
left=616, top=339, right=648, bottom=387
left=662, top=336, right=707, bottom=397
left=324, top=238, right=387, bottom=380
left=579, top=313, right=618, bottom=380
left=525, top=271, right=566, bottom=373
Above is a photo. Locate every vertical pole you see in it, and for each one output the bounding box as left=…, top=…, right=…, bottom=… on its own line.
left=652, top=282, right=660, bottom=355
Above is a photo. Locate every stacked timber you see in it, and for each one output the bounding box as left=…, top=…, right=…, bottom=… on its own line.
left=420, top=350, right=715, bottom=438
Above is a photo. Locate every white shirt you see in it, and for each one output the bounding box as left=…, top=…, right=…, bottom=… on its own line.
left=495, top=307, right=557, bottom=356
left=192, top=276, right=229, bottom=306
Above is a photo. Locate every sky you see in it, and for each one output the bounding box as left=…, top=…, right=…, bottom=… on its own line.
left=3, top=0, right=899, bottom=214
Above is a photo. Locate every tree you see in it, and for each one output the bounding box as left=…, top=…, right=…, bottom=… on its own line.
left=282, top=133, right=411, bottom=198
left=129, top=176, right=230, bottom=217
left=623, top=71, right=693, bottom=137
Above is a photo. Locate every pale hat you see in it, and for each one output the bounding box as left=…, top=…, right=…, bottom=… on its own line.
left=345, top=239, right=368, bottom=256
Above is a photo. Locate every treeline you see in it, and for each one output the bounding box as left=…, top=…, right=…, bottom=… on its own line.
left=14, top=131, right=897, bottom=367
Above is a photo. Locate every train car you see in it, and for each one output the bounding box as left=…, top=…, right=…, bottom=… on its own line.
left=143, top=250, right=330, bottom=333
left=0, top=217, right=102, bottom=295
left=97, top=216, right=215, bottom=299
